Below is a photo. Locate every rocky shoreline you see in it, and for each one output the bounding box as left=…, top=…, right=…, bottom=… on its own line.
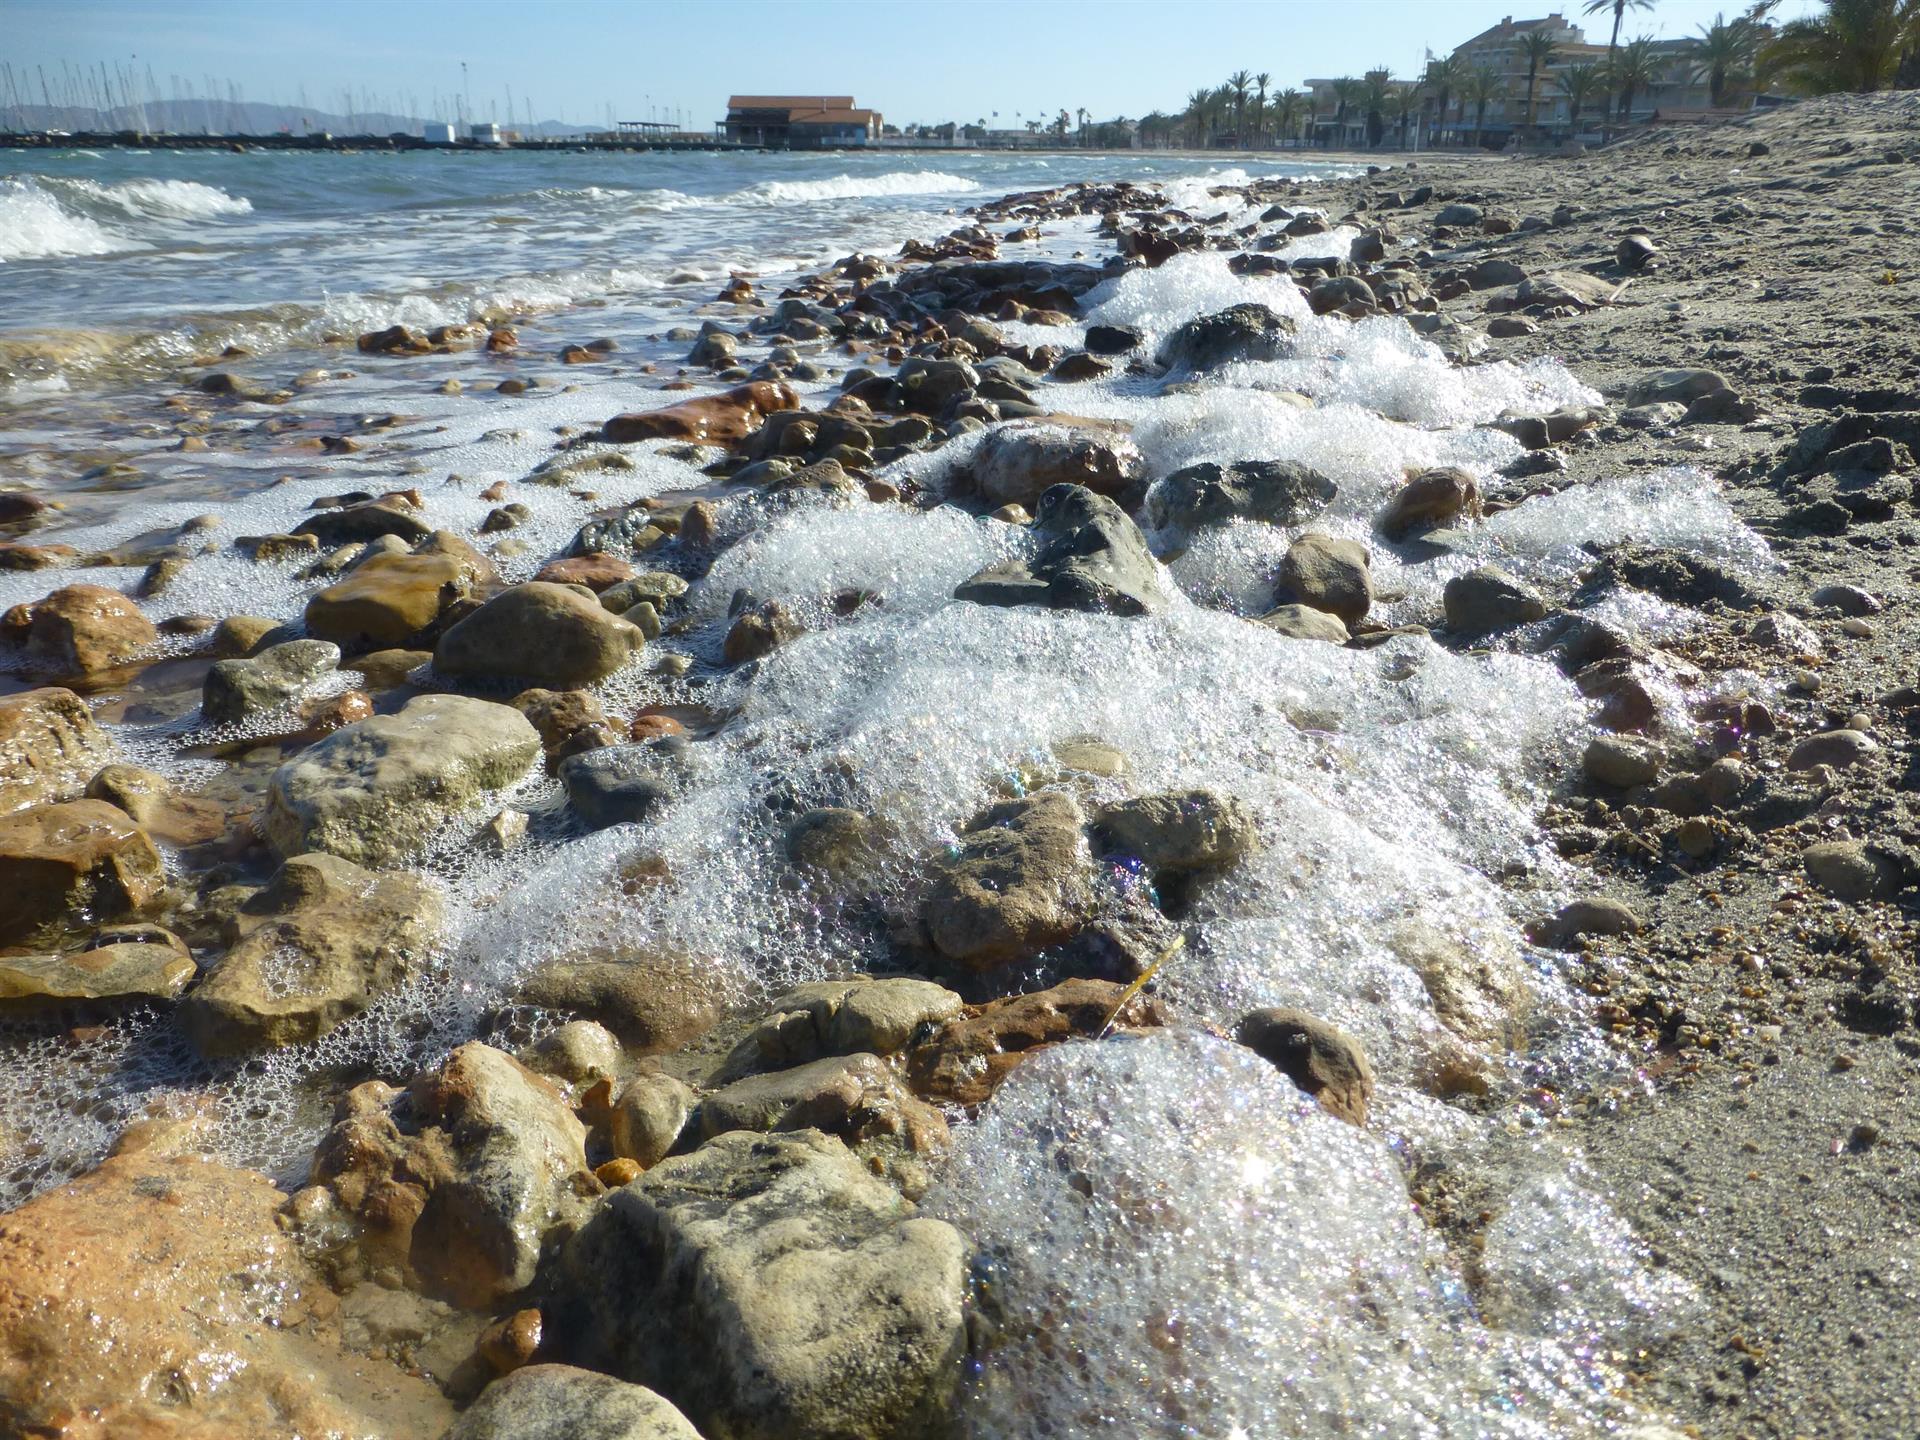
left=1, top=91, right=1918, bottom=1438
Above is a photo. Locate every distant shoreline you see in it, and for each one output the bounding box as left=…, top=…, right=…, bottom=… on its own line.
left=0, top=129, right=1493, bottom=167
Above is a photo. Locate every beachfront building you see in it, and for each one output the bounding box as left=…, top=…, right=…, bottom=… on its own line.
left=1431, top=13, right=1608, bottom=146
left=1427, top=12, right=1753, bottom=147
left=720, top=96, right=882, bottom=148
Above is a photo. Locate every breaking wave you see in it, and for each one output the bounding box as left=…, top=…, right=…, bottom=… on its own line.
left=0, top=174, right=253, bottom=262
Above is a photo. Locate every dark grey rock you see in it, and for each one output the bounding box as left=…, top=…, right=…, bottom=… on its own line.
left=559, top=740, right=691, bottom=830
left=955, top=484, right=1163, bottom=616
left=1443, top=565, right=1548, bottom=636
left=1145, top=459, right=1336, bottom=535
left=202, top=639, right=341, bottom=724
left=1084, top=323, right=1141, bottom=355
left=1155, top=303, right=1298, bottom=371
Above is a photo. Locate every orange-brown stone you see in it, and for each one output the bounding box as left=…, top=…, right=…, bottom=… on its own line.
left=602, top=380, right=798, bottom=445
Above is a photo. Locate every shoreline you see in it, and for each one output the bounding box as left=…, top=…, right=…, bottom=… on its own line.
left=0, top=127, right=1493, bottom=166
left=0, top=87, right=1917, bottom=1438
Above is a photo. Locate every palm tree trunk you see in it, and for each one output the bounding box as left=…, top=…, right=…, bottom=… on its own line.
left=1603, top=1, right=1623, bottom=142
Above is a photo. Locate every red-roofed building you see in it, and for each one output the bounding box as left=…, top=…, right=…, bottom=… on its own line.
left=723, top=96, right=882, bottom=148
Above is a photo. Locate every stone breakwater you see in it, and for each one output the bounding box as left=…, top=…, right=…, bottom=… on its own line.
left=0, top=89, right=1918, bottom=1437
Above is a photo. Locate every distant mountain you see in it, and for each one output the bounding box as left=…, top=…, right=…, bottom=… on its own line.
left=0, top=99, right=596, bottom=139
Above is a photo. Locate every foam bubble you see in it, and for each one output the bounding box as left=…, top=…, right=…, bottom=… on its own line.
left=930, top=1029, right=1672, bottom=1439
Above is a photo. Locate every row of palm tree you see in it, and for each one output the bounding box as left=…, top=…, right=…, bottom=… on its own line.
left=1156, top=76, right=1315, bottom=149
left=1134, top=0, right=1913, bottom=152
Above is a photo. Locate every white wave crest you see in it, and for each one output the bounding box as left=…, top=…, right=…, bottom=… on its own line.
left=0, top=178, right=132, bottom=261
left=90, top=177, right=254, bottom=220
left=0, top=175, right=253, bottom=263
left=731, top=170, right=982, bottom=204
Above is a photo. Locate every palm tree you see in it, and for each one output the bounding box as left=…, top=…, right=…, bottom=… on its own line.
left=1690, top=10, right=1762, bottom=105
left=1462, top=65, right=1503, bottom=147
left=1274, top=88, right=1307, bottom=147
left=1557, top=61, right=1602, bottom=137
left=1521, top=29, right=1561, bottom=131
left=1330, top=75, right=1363, bottom=147
left=1423, top=53, right=1468, bottom=146
left=1185, top=87, right=1211, bottom=146
left=1211, top=84, right=1235, bottom=143
left=1227, top=69, right=1252, bottom=143
left=1361, top=70, right=1395, bottom=148
left=1253, top=71, right=1271, bottom=146
left=1583, top=0, right=1657, bottom=139
left=1606, top=34, right=1664, bottom=128
left=1394, top=79, right=1424, bottom=149
left=1761, top=0, right=1920, bottom=93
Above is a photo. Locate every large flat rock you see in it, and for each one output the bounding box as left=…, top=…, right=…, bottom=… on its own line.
left=266, top=694, right=539, bottom=866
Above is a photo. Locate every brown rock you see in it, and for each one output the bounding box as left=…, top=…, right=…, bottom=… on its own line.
left=299, top=690, right=375, bottom=737
left=678, top=499, right=721, bottom=549
left=1234, top=1007, right=1375, bottom=1125
left=0, top=927, right=196, bottom=1011
left=304, top=551, right=478, bottom=650
left=0, top=1126, right=453, bottom=1438
left=311, top=1043, right=591, bottom=1309
left=905, top=978, right=1168, bottom=1105
left=535, top=552, right=636, bottom=592
left=513, top=688, right=621, bottom=765
left=349, top=647, right=433, bottom=689
left=596, top=1157, right=643, bottom=1187
left=178, top=853, right=446, bottom=1055
left=1787, top=728, right=1878, bottom=770
left=85, top=763, right=225, bottom=847
left=921, top=790, right=1094, bottom=970
left=723, top=601, right=802, bottom=664
left=436, top=583, right=645, bottom=687
left=210, top=614, right=281, bottom=657
left=1275, top=534, right=1372, bottom=625
left=2, top=584, right=157, bottom=675
left=699, top=1053, right=950, bottom=1157
left=0, top=687, right=117, bottom=814
left=1377, top=467, right=1482, bottom=538
left=608, top=1073, right=696, bottom=1168
left=518, top=949, right=722, bottom=1054
left=603, top=380, right=798, bottom=445
left=630, top=712, right=686, bottom=742
left=0, top=542, right=80, bottom=570
left=1533, top=897, right=1644, bottom=948
left=358, top=323, right=433, bottom=355
left=477, top=1308, right=545, bottom=1375
left=0, top=799, right=164, bottom=945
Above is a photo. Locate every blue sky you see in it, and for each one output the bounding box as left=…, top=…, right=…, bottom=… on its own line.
left=2, top=0, right=1824, bottom=129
